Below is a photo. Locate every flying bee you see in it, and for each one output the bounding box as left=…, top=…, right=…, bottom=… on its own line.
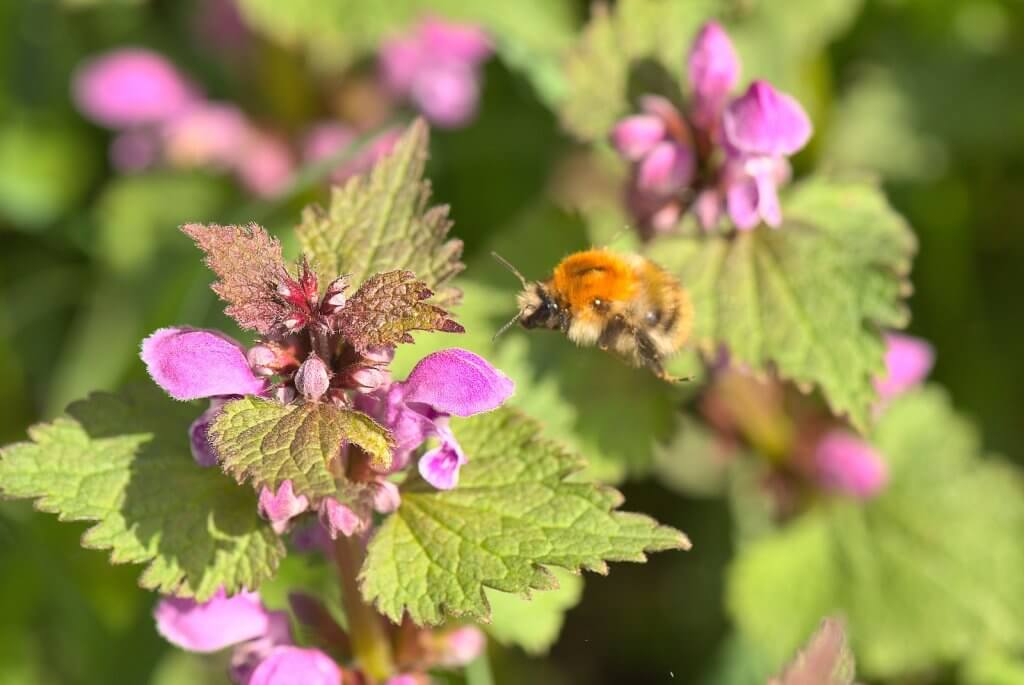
left=493, top=249, right=693, bottom=381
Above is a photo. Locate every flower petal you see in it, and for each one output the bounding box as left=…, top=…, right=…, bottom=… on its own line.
left=72, top=48, right=193, bottom=128
left=319, top=498, right=366, bottom=539
left=141, top=327, right=266, bottom=400
left=724, top=80, right=812, bottom=157
left=815, top=430, right=888, bottom=499
left=401, top=348, right=514, bottom=417
left=875, top=333, right=935, bottom=400
left=154, top=589, right=274, bottom=653
left=418, top=423, right=467, bottom=491
left=610, top=115, right=666, bottom=161
left=247, top=646, right=342, bottom=685
left=258, top=480, right=310, bottom=535
left=725, top=175, right=761, bottom=231
left=188, top=401, right=225, bottom=467
left=411, top=63, right=480, bottom=128
left=420, top=18, right=492, bottom=64
left=687, top=21, right=740, bottom=130
left=635, top=141, right=695, bottom=195
left=437, top=626, right=487, bottom=667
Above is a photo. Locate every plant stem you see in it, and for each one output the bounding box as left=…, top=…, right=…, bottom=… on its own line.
left=333, top=534, right=395, bottom=682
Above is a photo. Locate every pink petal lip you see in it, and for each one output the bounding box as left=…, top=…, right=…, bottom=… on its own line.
left=154, top=589, right=273, bottom=653
left=401, top=348, right=514, bottom=417
left=723, top=80, right=812, bottom=157
left=141, top=327, right=267, bottom=401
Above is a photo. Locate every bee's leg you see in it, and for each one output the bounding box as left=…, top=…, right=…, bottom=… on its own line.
left=597, top=316, right=629, bottom=353
left=634, top=327, right=690, bottom=383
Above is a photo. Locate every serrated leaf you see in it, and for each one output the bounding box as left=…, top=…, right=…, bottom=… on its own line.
left=0, top=385, right=285, bottom=600
left=769, top=618, right=855, bottom=685
left=360, top=408, right=689, bottom=625
left=182, top=222, right=290, bottom=335
left=337, top=269, right=463, bottom=352
left=648, top=177, right=916, bottom=430
left=296, top=120, right=463, bottom=305
left=485, top=567, right=584, bottom=655
left=210, top=398, right=393, bottom=499
left=727, top=386, right=1024, bottom=678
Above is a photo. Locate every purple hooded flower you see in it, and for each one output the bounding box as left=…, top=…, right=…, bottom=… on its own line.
left=610, top=22, right=814, bottom=234
left=380, top=19, right=492, bottom=128
left=247, top=646, right=342, bottom=685
left=875, top=333, right=934, bottom=401
left=188, top=399, right=227, bottom=467
left=259, top=481, right=310, bottom=534
left=687, top=21, right=740, bottom=132
left=141, top=327, right=267, bottom=401
left=814, top=430, right=888, bottom=499
left=723, top=81, right=812, bottom=158
left=72, top=48, right=193, bottom=128
left=161, top=101, right=251, bottom=170
left=154, top=589, right=290, bottom=653
left=319, top=497, right=366, bottom=539
left=358, top=348, right=514, bottom=490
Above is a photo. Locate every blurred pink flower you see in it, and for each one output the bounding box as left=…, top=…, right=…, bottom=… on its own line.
left=875, top=333, right=934, bottom=401
left=154, top=589, right=289, bottom=653
left=814, top=430, right=888, bottom=499
left=73, top=48, right=194, bottom=128
left=302, top=122, right=357, bottom=183
left=380, top=18, right=492, bottom=128
left=161, top=101, right=250, bottom=169
left=237, top=130, right=295, bottom=198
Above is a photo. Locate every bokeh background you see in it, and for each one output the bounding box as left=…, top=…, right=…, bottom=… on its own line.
left=1, top=0, right=1022, bottom=683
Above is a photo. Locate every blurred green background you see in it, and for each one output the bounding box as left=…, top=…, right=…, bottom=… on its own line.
left=1, top=0, right=1022, bottom=683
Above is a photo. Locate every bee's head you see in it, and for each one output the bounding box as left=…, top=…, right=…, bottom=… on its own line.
left=492, top=252, right=567, bottom=339
left=517, top=283, right=565, bottom=330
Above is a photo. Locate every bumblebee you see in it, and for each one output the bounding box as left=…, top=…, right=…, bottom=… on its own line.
left=494, top=249, right=693, bottom=381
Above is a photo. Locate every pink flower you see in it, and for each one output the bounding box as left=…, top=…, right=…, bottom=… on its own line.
left=236, top=130, right=294, bottom=198
left=141, top=327, right=267, bottom=401
left=875, top=333, right=934, bottom=401
left=610, top=22, right=814, bottom=234
left=73, top=48, right=193, bottom=128
left=436, top=625, right=486, bottom=667
left=109, top=129, right=160, bottom=172
left=723, top=80, right=812, bottom=158
left=357, top=348, right=514, bottom=490
left=247, top=646, right=342, bottom=685
left=380, top=19, right=492, bottom=128
left=814, top=430, right=888, bottom=499
left=154, top=589, right=289, bottom=653
left=188, top=399, right=227, bottom=467
left=259, top=481, right=310, bottom=534
left=687, top=21, right=740, bottom=132
left=161, top=101, right=251, bottom=169
left=319, top=498, right=366, bottom=539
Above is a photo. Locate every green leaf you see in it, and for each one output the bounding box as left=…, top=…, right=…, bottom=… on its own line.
left=648, top=177, right=916, bottom=430
left=336, top=269, right=463, bottom=352
left=391, top=203, right=684, bottom=482
left=486, top=567, right=584, bottom=655
left=962, top=648, right=1024, bottom=685
left=727, top=386, right=1024, bottom=678
left=0, top=385, right=285, bottom=600
left=210, top=398, right=393, bottom=499
left=561, top=0, right=713, bottom=141
left=360, top=408, right=689, bottom=625
left=295, top=119, right=463, bottom=304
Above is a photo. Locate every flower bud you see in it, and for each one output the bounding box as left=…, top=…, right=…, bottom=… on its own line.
left=319, top=498, right=366, bottom=539
left=371, top=480, right=401, bottom=514
left=688, top=21, right=740, bottom=130
left=282, top=312, right=308, bottom=334
left=363, top=345, right=396, bottom=364
left=635, top=141, right=695, bottom=195
left=610, top=115, right=666, bottom=161
left=350, top=366, right=387, bottom=393
left=815, top=430, right=888, bottom=499
left=275, top=385, right=297, bottom=405
left=436, top=626, right=486, bottom=667
left=294, top=355, right=330, bottom=401
left=320, top=275, right=350, bottom=315
left=247, top=344, right=279, bottom=376
left=258, top=480, right=310, bottom=534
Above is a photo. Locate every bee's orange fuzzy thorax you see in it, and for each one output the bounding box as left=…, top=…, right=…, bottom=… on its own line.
left=550, top=249, right=638, bottom=312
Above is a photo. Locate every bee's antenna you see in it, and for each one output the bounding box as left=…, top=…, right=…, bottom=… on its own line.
left=492, top=312, right=522, bottom=341
left=491, top=251, right=529, bottom=289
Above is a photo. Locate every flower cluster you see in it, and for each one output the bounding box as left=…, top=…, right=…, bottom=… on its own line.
left=610, top=21, right=812, bottom=234
left=155, top=589, right=486, bottom=684
left=72, top=48, right=398, bottom=195
left=379, top=18, right=492, bottom=128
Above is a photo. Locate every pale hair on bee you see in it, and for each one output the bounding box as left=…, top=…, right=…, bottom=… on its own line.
left=492, top=248, right=693, bottom=381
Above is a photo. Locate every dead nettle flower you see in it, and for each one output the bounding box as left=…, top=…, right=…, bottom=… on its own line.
left=154, top=589, right=346, bottom=685
left=357, top=348, right=515, bottom=490
left=610, top=21, right=812, bottom=234
left=141, top=222, right=504, bottom=545
left=379, top=18, right=492, bottom=128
